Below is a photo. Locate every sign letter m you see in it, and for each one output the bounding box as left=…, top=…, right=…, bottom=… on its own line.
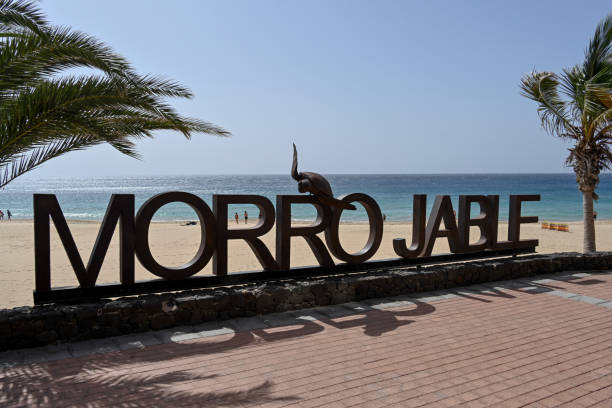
left=33, top=194, right=135, bottom=292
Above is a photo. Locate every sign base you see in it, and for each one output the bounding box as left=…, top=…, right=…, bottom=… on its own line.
left=33, top=247, right=536, bottom=305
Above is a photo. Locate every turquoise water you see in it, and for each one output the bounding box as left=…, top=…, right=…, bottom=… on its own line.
left=1, top=173, right=610, bottom=221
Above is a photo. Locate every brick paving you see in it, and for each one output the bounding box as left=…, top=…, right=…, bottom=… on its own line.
left=530, top=272, right=612, bottom=300
left=1, top=270, right=611, bottom=407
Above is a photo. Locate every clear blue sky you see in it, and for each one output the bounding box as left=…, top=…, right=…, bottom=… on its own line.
left=32, top=0, right=612, bottom=176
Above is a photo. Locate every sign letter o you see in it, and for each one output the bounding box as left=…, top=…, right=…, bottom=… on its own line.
left=135, top=192, right=216, bottom=280
left=324, top=193, right=383, bottom=263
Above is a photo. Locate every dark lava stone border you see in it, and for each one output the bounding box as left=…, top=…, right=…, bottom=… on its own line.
left=1, top=252, right=611, bottom=351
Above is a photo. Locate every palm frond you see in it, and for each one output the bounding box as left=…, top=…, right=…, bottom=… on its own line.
left=520, top=71, right=579, bottom=138
left=0, top=76, right=229, bottom=163
left=583, top=14, right=612, bottom=79
left=0, top=0, right=230, bottom=186
left=0, top=0, right=47, bottom=35
left=0, top=136, right=99, bottom=187
left=0, top=26, right=135, bottom=95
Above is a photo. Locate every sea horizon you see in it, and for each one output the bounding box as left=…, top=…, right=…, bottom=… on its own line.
left=2, top=173, right=610, bottom=222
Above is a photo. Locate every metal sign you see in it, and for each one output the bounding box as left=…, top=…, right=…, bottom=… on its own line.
left=33, top=191, right=539, bottom=304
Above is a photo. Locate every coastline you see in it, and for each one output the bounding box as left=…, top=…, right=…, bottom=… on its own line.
left=3, top=174, right=611, bottom=222
left=1, top=219, right=611, bottom=309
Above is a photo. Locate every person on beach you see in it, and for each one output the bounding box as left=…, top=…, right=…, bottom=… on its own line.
left=244, top=210, right=248, bottom=224
left=234, top=212, right=239, bottom=224
left=0, top=210, right=3, bottom=220
left=383, top=214, right=386, bottom=222
left=6, top=210, right=11, bottom=221
left=594, top=211, right=598, bottom=220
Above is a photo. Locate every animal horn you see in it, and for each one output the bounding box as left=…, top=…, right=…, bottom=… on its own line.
left=291, top=143, right=301, bottom=181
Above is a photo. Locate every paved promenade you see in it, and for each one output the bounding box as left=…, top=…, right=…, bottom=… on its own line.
left=1, top=270, right=611, bottom=407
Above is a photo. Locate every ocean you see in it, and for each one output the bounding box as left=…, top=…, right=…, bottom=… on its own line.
left=1, top=173, right=610, bottom=222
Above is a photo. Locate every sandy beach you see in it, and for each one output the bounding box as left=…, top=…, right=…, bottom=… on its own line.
left=1, top=219, right=611, bottom=309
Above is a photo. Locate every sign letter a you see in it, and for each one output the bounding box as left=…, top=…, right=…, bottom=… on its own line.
left=34, top=194, right=135, bottom=291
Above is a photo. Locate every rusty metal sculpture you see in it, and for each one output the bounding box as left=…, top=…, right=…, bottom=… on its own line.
left=291, top=143, right=356, bottom=210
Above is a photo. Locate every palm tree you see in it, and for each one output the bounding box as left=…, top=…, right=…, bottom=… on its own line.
left=520, top=14, right=612, bottom=253
left=0, top=0, right=229, bottom=188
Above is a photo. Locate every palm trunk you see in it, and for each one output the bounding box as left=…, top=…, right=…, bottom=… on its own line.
left=582, top=190, right=596, bottom=253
